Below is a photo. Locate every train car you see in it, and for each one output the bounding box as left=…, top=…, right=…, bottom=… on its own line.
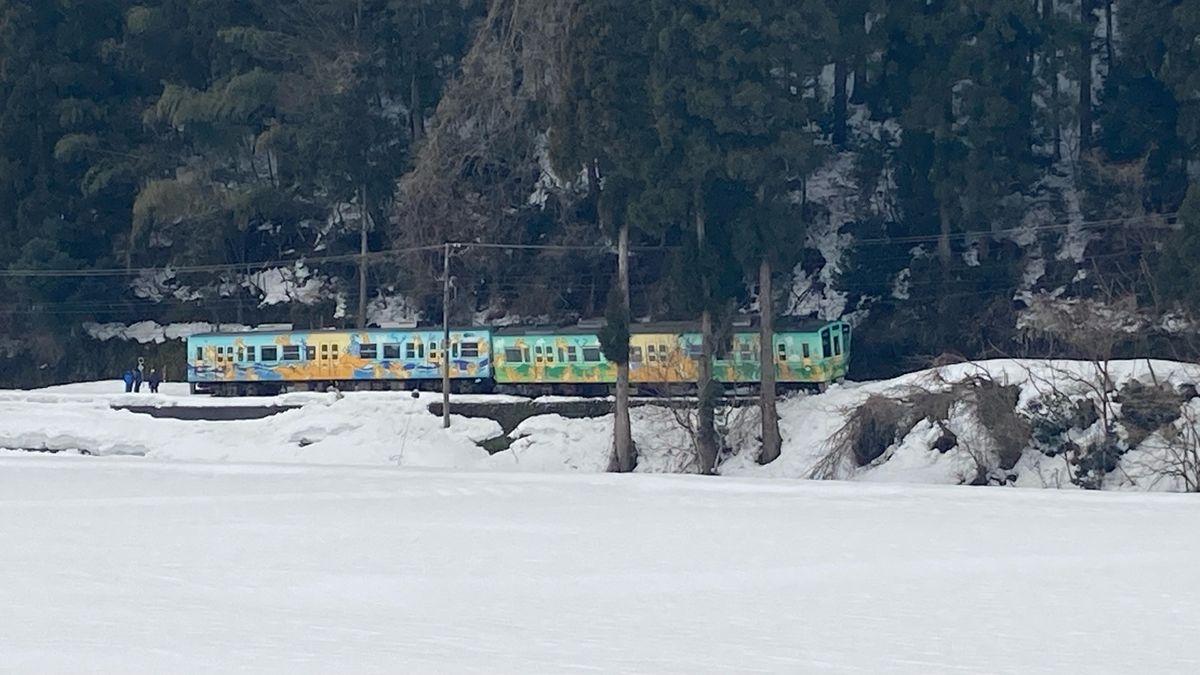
left=187, top=326, right=493, bottom=396
left=492, top=319, right=850, bottom=394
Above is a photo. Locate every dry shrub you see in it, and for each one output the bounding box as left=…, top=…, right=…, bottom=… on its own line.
left=811, top=369, right=1030, bottom=481
left=1118, top=380, right=1184, bottom=448
left=811, top=395, right=908, bottom=479
left=967, top=377, right=1029, bottom=470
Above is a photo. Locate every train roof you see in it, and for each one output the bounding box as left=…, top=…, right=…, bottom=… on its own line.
left=187, top=325, right=491, bottom=339
left=492, top=317, right=844, bottom=337
left=187, top=317, right=846, bottom=340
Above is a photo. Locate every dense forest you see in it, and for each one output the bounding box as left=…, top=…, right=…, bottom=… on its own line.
left=2, top=0, right=1200, bottom=388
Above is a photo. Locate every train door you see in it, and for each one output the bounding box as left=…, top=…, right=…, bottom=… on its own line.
left=318, top=342, right=338, bottom=378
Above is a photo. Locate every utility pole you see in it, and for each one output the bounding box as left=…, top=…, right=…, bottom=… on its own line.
left=357, top=185, right=369, bottom=329
left=442, top=242, right=452, bottom=428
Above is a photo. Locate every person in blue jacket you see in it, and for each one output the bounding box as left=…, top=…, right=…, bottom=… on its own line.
left=122, top=370, right=135, bottom=393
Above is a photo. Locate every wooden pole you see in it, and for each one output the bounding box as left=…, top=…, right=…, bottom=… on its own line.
left=442, top=242, right=451, bottom=428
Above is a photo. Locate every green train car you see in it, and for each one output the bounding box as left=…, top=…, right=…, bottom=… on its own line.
left=491, top=319, right=850, bottom=395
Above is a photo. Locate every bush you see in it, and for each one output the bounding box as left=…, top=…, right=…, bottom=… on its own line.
left=1118, top=380, right=1184, bottom=447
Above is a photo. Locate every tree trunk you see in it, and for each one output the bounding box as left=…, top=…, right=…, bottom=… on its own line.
left=758, top=257, right=782, bottom=465
left=612, top=221, right=635, bottom=473
left=1046, top=0, right=1061, bottom=161
left=1104, top=0, right=1114, bottom=72
left=833, top=59, right=848, bottom=147
left=1079, top=0, right=1094, bottom=153
left=357, top=185, right=369, bottom=329
left=695, top=197, right=719, bottom=475
left=410, top=71, right=424, bottom=144
left=937, top=199, right=953, bottom=268
left=850, top=55, right=867, bottom=105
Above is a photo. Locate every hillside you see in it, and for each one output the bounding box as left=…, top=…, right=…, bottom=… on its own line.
left=2, top=0, right=1200, bottom=388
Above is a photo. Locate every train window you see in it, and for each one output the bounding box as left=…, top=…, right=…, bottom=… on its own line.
left=383, top=344, right=401, bottom=359
left=304, top=346, right=315, bottom=360
left=802, top=343, right=811, bottom=359
left=282, top=345, right=301, bottom=361
left=582, top=346, right=601, bottom=362
left=332, top=347, right=339, bottom=360
left=738, top=341, right=754, bottom=362
left=237, top=347, right=245, bottom=362
left=630, top=346, right=643, bottom=364
left=646, top=345, right=657, bottom=363
left=566, top=346, right=578, bottom=362
left=843, top=324, right=851, bottom=348
left=360, top=343, right=377, bottom=359
left=833, top=335, right=841, bottom=356
left=534, top=345, right=544, bottom=364
left=461, top=341, right=479, bottom=358
left=687, top=343, right=703, bottom=359
left=821, top=330, right=832, bottom=359
left=405, top=343, right=417, bottom=359
left=451, top=343, right=459, bottom=358
left=261, top=346, right=279, bottom=361
left=246, top=346, right=256, bottom=362
left=504, top=347, right=524, bottom=363
left=195, top=347, right=204, bottom=361
left=776, top=343, right=786, bottom=360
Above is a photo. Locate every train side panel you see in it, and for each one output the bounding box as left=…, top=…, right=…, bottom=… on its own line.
left=187, top=328, right=491, bottom=386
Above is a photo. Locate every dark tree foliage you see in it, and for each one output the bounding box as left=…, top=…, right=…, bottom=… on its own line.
left=1, top=0, right=1197, bottom=388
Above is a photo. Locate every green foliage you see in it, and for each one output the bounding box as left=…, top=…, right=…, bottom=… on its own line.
left=598, top=288, right=630, bottom=365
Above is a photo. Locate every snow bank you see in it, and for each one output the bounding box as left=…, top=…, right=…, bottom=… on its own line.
left=0, top=389, right=498, bottom=470
left=5, top=358, right=1200, bottom=490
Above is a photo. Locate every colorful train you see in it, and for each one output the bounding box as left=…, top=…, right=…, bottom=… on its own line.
left=186, top=318, right=851, bottom=396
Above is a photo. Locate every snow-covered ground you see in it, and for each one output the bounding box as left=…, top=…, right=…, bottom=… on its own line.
left=2, top=455, right=1198, bottom=674
left=4, top=358, right=1200, bottom=489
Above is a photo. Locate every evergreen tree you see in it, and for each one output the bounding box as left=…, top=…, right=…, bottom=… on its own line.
left=552, top=0, right=658, bottom=472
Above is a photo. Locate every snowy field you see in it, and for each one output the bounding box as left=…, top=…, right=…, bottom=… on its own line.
left=2, top=455, right=1199, bottom=674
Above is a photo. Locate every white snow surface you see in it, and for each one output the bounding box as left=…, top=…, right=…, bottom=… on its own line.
left=5, top=358, right=1200, bottom=490
left=1, top=456, right=1199, bottom=673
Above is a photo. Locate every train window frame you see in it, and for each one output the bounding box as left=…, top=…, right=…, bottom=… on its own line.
left=686, top=342, right=703, bottom=359
left=383, top=344, right=401, bottom=360
left=237, top=347, right=245, bottom=362
left=195, top=347, right=204, bottom=361
left=821, top=330, right=832, bottom=359
left=566, top=346, right=578, bottom=362
left=802, top=343, right=811, bottom=359
left=646, top=344, right=657, bottom=363
left=461, top=341, right=479, bottom=358
left=305, top=346, right=315, bottom=361
left=282, top=345, right=301, bottom=361
left=360, top=343, right=378, bottom=359
left=246, top=346, right=256, bottom=362
left=833, top=335, right=842, bottom=356
left=261, top=346, right=279, bottom=361
left=776, top=343, right=787, bottom=361
left=405, top=343, right=417, bottom=360
left=738, top=340, right=754, bottom=362
left=630, top=346, right=643, bottom=364
left=504, top=347, right=524, bottom=363
left=582, top=346, right=601, bottom=363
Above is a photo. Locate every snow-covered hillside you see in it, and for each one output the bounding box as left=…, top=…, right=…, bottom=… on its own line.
left=2, top=456, right=1198, bottom=673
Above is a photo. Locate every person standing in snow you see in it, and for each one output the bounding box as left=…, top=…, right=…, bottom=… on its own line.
left=122, top=370, right=135, bottom=393
left=148, top=368, right=161, bottom=394
left=133, top=365, right=144, bottom=393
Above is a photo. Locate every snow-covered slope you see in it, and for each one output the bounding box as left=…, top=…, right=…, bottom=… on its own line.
left=4, top=358, right=1200, bottom=490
